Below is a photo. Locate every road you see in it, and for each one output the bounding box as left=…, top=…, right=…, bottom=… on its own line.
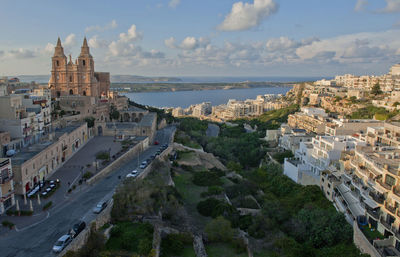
left=0, top=126, right=176, bottom=257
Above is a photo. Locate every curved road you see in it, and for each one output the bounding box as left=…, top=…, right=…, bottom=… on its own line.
left=0, top=126, right=175, bottom=257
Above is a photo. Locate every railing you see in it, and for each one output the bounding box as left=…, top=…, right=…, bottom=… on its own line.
left=0, top=175, right=13, bottom=184
left=366, top=207, right=380, bottom=220
left=377, top=179, right=392, bottom=191
left=369, top=191, right=385, bottom=204
left=380, top=216, right=392, bottom=230
left=385, top=202, right=397, bottom=214
left=393, top=186, right=400, bottom=198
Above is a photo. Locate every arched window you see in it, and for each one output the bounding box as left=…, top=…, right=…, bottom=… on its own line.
left=56, top=91, right=61, bottom=98
left=70, top=76, right=72, bottom=82
left=56, top=60, right=59, bottom=66
left=83, top=91, right=86, bottom=96
left=69, top=89, right=73, bottom=95
left=82, top=60, right=86, bottom=66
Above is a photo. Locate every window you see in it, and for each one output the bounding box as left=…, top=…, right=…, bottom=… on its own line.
left=56, top=60, right=59, bottom=66
left=328, top=183, right=331, bottom=188
left=83, top=60, right=86, bottom=66
left=56, top=75, right=59, bottom=81
left=70, top=76, right=72, bottom=82
left=386, top=174, right=396, bottom=187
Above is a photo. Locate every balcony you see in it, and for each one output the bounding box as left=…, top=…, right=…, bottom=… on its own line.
left=366, top=206, right=380, bottom=220
left=391, top=225, right=400, bottom=240
left=369, top=191, right=385, bottom=204
left=0, top=175, right=13, bottom=184
left=385, top=202, right=397, bottom=215
left=377, top=179, right=392, bottom=191
left=380, top=216, right=392, bottom=230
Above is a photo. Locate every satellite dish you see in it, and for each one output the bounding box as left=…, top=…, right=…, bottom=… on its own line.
left=6, top=149, right=15, bottom=157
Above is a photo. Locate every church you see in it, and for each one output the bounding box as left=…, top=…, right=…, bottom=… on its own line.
left=48, top=37, right=110, bottom=99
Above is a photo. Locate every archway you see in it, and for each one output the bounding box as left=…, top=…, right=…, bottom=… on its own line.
left=98, top=126, right=103, bottom=136
left=123, top=113, right=130, bottom=122
left=69, top=89, right=73, bottom=95
left=83, top=91, right=86, bottom=96
left=56, top=91, right=61, bottom=98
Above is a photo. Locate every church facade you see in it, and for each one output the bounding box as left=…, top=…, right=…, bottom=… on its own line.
left=48, top=37, right=110, bottom=99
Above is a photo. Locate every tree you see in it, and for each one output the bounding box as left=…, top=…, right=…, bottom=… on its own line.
left=109, top=104, right=120, bottom=121
left=205, top=216, right=234, bottom=242
left=85, top=117, right=95, bottom=128
left=371, top=83, right=382, bottom=96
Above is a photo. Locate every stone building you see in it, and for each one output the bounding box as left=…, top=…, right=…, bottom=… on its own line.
left=0, top=158, right=14, bottom=214
left=48, top=37, right=110, bottom=99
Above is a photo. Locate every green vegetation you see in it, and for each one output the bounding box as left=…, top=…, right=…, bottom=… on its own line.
left=43, top=201, right=52, bottom=210
left=192, top=171, right=223, bottom=186
left=201, top=186, right=224, bottom=198
left=371, top=83, right=383, bottom=95
left=84, top=116, right=95, bottom=128
left=96, top=151, right=110, bottom=160
left=205, top=242, right=247, bottom=257
left=197, top=198, right=235, bottom=218
left=160, top=233, right=194, bottom=257
left=2, top=220, right=14, bottom=229
left=272, top=150, right=294, bottom=164
left=349, top=105, right=398, bottom=120
left=105, top=222, right=153, bottom=255
left=360, top=224, right=385, bottom=241
left=6, top=210, right=33, bottom=216
left=109, top=104, right=120, bottom=121
left=83, top=171, right=93, bottom=180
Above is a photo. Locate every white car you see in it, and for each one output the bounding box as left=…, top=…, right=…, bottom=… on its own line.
left=52, top=234, right=72, bottom=253
left=126, top=169, right=138, bottom=178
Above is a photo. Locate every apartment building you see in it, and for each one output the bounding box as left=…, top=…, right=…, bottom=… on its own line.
left=325, top=119, right=383, bottom=136
left=284, top=135, right=364, bottom=185
left=12, top=123, right=88, bottom=195
left=0, top=158, right=14, bottom=214
left=287, top=107, right=330, bottom=134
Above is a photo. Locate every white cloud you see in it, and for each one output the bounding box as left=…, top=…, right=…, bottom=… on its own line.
left=85, top=20, right=118, bottom=33
left=180, top=37, right=198, bottom=50
left=44, top=43, right=55, bottom=54
left=218, top=0, right=278, bottom=31
left=88, top=36, right=108, bottom=49
left=6, top=49, right=36, bottom=59
left=119, top=24, right=142, bottom=42
left=376, top=0, right=400, bottom=13
left=64, top=33, right=76, bottom=48
left=168, top=0, right=181, bottom=8
left=164, top=37, right=177, bottom=49
left=296, top=30, right=400, bottom=63
left=355, top=0, right=368, bottom=12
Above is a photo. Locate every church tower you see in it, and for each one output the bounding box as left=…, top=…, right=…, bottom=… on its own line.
left=77, top=37, right=95, bottom=97
left=49, top=37, right=67, bottom=98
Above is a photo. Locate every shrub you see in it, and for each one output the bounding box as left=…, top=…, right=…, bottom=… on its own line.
left=205, top=216, right=234, bottom=242
left=193, top=171, right=222, bottom=186
left=83, top=171, right=93, bottom=180
left=161, top=233, right=192, bottom=256
left=197, top=198, right=235, bottom=218
left=2, top=220, right=14, bottom=229
left=96, top=151, right=110, bottom=160
left=272, top=150, right=294, bottom=164
left=201, top=186, right=224, bottom=198
left=43, top=201, right=52, bottom=210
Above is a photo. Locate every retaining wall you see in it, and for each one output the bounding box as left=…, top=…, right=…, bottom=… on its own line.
left=58, top=200, right=113, bottom=256
left=87, top=137, right=149, bottom=185
left=353, top=222, right=380, bottom=257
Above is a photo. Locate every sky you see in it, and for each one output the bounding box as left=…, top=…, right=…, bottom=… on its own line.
left=0, top=0, right=400, bottom=77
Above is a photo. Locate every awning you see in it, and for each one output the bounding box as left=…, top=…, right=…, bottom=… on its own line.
left=337, top=183, right=365, bottom=217
left=363, top=197, right=379, bottom=209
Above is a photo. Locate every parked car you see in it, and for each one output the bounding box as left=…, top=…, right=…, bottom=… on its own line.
left=93, top=201, right=107, bottom=214
left=69, top=221, right=86, bottom=238
left=154, top=141, right=159, bottom=145
left=126, top=169, right=138, bottom=178
left=139, top=164, right=146, bottom=169
left=52, top=234, right=72, bottom=253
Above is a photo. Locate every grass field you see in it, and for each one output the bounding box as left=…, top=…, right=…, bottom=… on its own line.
left=205, top=243, right=248, bottom=257
left=178, top=151, right=197, bottom=163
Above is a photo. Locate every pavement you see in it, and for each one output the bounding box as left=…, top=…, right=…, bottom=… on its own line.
left=0, top=126, right=176, bottom=257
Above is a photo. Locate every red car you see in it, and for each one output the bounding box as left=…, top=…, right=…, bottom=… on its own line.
left=154, top=141, right=159, bottom=145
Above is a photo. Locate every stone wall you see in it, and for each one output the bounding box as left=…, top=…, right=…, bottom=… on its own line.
left=87, top=138, right=148, bottom=185
left=58, top=200, right=114, bottom=256
left=353, top=222, right=380, bottom=257
left=136, top=146, right=173, bottom=181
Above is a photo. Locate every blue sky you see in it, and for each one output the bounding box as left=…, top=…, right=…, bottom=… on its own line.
left=0, top=0, right=399, bottom=77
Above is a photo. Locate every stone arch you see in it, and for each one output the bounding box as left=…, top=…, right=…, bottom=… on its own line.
left=83, top=91, right=86, bottom=96
left=97, top=126, right=103, bottom=136
left=123, top=113, right=130, bottom=122
left=69, top=89, right=73, bottom=95
left=56, top=91, right=61, bottom=98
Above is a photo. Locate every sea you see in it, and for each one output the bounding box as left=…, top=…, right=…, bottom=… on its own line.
left=123, top=86, right=291, bottom=109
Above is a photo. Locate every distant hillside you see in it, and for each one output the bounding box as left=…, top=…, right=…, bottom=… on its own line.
left=13, top=74, right=182, bottom=84
left=111, top=75, right=182, bottom=83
